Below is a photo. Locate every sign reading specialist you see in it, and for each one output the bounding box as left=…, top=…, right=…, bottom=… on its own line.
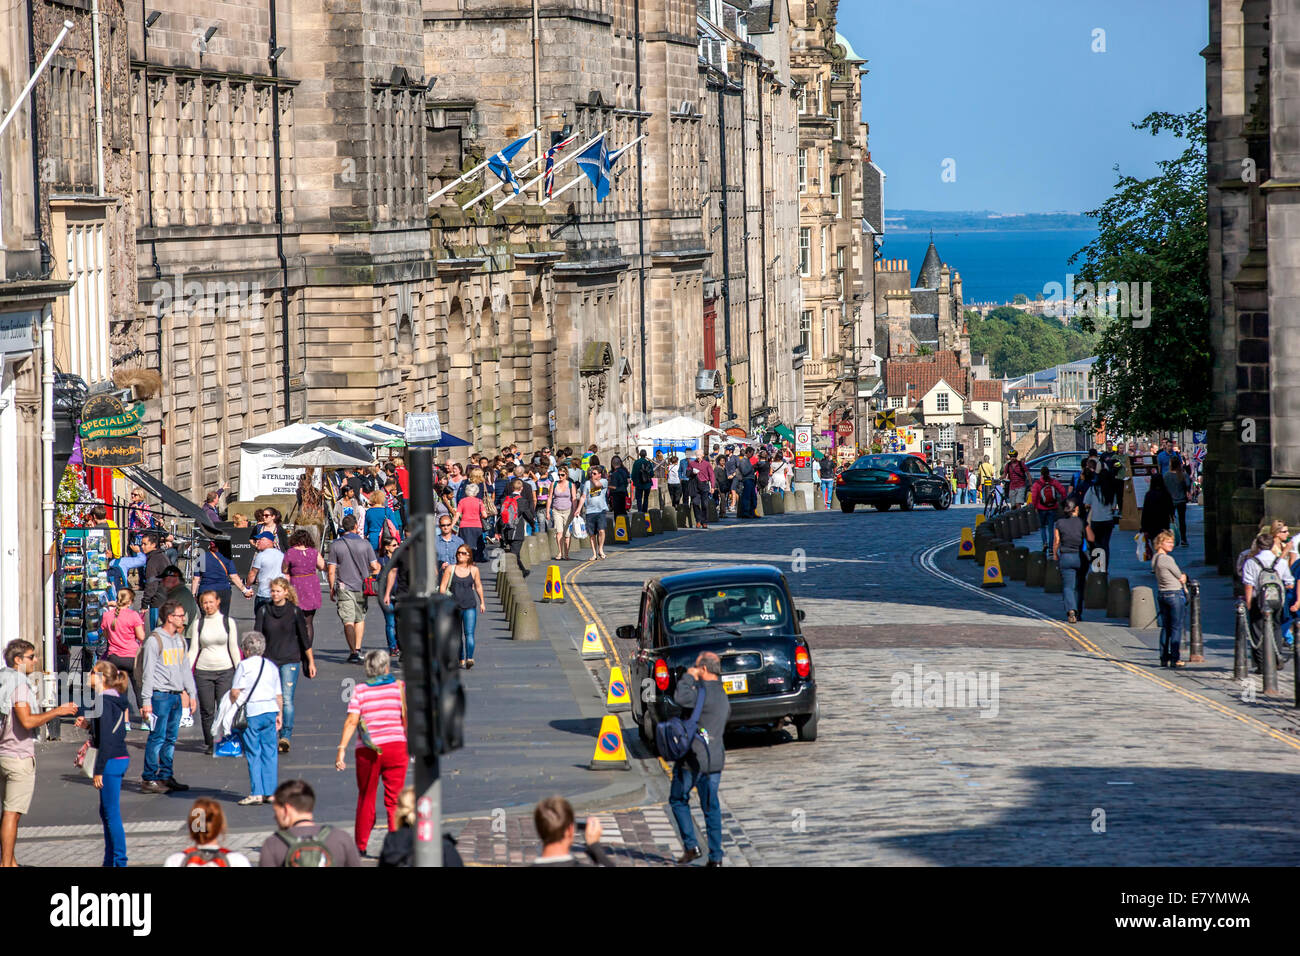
left=80, top=393, right=145, bottom=467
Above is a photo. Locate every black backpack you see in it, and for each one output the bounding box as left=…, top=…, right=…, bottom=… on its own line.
left=656, top=684, right=707, bottom=762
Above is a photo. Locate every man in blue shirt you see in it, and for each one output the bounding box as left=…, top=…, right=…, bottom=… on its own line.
left=434, top=515, right=465, bottom=580
left=1156, top=438, right=1182, bottom=475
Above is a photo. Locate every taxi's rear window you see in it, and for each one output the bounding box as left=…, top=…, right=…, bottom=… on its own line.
left=663, top=584, right=789, bottom=642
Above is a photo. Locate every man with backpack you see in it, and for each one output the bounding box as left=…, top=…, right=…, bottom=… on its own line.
left=1029, top=466, right=1068, bottom=552
left=1242, top=528, right=1300, bottom=673
left=666, top=651, right=730, bottom=867
left=501, top=479, right=536, bottom=576
left=258, top=779, right=361, bottom=866
left=1002, top=450, right=1029, bottom=506
left=630, top=449, right=655, bottom=514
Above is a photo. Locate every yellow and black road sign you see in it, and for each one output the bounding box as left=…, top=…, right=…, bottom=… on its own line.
left=874, top=409, right=896, bottom=429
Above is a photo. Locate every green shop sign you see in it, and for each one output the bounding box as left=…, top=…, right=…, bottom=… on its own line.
left=79, top=395, right=145, bottom=441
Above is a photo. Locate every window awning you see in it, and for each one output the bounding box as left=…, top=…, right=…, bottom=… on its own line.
left=122, top=466, right=226, bottom=539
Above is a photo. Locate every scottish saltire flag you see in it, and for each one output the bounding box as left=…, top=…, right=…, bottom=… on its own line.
left=487, top=133, right=533, bottom=195
left=576, top=134, right=615, bottom=203
left=544, top=130, right=579, bottom=198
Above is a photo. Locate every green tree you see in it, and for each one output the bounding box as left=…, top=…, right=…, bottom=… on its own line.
left=1069, top=109, right=1209, bottom=432
left=1013, top=293, right=1029, bottom=305
left=967, top=306, right=1096, bottom=377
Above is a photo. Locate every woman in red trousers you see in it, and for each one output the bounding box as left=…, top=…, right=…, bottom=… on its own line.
left=335, top=650, right=408, bottom=857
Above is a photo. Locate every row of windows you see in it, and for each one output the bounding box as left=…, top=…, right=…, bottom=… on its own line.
left=795, top=83, right=847, bottom=141
left=798, top=227, right=847, bottom=278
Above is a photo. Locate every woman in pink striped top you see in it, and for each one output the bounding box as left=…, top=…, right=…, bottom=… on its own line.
left=335, top=650, right=408, bottom=856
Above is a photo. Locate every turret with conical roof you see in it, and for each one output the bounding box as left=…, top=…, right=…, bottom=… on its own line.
left=916, top=238, right=943, bottom=289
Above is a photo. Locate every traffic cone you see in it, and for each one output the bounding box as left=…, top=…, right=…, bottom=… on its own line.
left=605, top=666, right=631, bottom=713
left=588, top=714, right=630, bottom=770
left=982, top=549, right=1006, bottom=587
left=580, top=622, right=604, bottom=659
left=612, top=515, right=629, bottom=543
left=974, top=513, right=985, bottom=529
left=541, top=564, right=566, bottom=603
left=958, top=527, right=975, bottom=559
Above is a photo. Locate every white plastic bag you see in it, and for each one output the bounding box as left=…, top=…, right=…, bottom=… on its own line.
left=570, top=515, right=589, bottom=540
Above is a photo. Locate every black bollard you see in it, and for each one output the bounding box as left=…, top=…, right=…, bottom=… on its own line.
left=1234, top=601, right=1249, bottom=681
left=1188, top=580, right=1203, bottom=662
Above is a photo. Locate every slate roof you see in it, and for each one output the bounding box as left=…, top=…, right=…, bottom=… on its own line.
left=917, top=241, right=943, bottom=289
left=746, top=1, right=774, bottom=33
left=910, top=289, right=939, bottom=316
left=909, top=315, right=938, bottom=344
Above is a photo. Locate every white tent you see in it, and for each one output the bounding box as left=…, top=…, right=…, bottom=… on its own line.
left=635, top=416, right=728, bottom=456
left=238, top=422, right=370, bottom=499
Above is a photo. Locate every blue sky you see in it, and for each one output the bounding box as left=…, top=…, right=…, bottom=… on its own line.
left=838, top=0, right=1209, bottom=213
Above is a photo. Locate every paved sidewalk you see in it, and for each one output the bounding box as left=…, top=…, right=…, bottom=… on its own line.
left=17, top=535, right=653, bottom=866
left=941, top=505, right=1300, bottom=740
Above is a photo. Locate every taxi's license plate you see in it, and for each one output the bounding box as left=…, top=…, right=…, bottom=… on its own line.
left=722, top=674, right=747, bottom=695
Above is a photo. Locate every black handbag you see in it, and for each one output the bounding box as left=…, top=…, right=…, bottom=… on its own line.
left=232, top=658, right=266, bottom=733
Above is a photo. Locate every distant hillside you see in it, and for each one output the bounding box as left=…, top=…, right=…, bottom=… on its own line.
left=885, top=209, right=1097, bottom=233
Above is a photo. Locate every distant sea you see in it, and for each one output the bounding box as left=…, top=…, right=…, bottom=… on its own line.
left=879, top=228, right=1099, bottom=306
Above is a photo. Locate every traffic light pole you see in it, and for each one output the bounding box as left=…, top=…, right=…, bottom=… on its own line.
left=407, top=447, right=442, bottom=867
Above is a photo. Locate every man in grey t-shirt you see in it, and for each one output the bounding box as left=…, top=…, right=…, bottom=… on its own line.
left=326, top=515, right=380, bottom=664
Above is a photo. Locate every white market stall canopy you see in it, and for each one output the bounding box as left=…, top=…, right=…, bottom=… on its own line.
left=635, top=416, right=729, bottom=455
left=239, top=421, right=379, bottom=499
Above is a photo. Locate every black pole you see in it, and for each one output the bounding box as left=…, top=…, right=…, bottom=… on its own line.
left=269, top=0, right=291, bottom=426
left=1234, top=600, right=1248, bottom=681
left=716, top=83, right=733, bottom=421
left=756, top=75, right=770, bottom=414
left=25, top=0, right=48, bottom=278
left=1187, top=580, right=1203, bottom=662
left=632, top=0, right=647, bottom=421
left=407, top=446, right=440, bottom=865
left=1263, top=607, right=1278, bottom=696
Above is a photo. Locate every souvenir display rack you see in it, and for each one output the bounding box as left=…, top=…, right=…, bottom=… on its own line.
left=57, top=528, right=111, bottom=657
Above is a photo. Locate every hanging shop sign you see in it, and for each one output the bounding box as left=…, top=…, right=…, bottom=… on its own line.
left=79, top=394, right=145, bottom=441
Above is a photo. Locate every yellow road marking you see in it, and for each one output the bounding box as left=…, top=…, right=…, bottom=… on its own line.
left=926, top=537, right=1300, bottom=755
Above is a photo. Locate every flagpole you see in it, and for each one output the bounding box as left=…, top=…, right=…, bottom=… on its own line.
left=540, top=135, right=643, bottom=207
left=493, top=131, right=606, bottom=211
left=460, top=147, right=552, bottom=211
left=426, top=126, right=541, bottom=204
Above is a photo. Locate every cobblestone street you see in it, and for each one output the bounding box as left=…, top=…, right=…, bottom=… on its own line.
left=567, top=503, right=1300, bottom=866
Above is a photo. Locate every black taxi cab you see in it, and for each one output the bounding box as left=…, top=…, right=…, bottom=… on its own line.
left=616, top=564, right=818, bottom=753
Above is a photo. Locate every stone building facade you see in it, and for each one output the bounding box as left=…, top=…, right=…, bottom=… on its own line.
left=790, top=1, right=875, bottom=441
left=874, top=241, right=967, bottom=362
left=2, top=1, right=132, bottom=655
left=110, top=0, right=815, bottom=506
left=699, top=1, right=801, bottom=435
left=1203, top=0, right=1300, bottom=572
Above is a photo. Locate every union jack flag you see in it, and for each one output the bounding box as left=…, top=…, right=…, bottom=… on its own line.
left=544, top=130, right=579, bottom=198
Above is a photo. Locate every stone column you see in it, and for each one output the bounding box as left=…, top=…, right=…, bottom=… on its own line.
left=1262, top=0, right=1300, bottom=522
